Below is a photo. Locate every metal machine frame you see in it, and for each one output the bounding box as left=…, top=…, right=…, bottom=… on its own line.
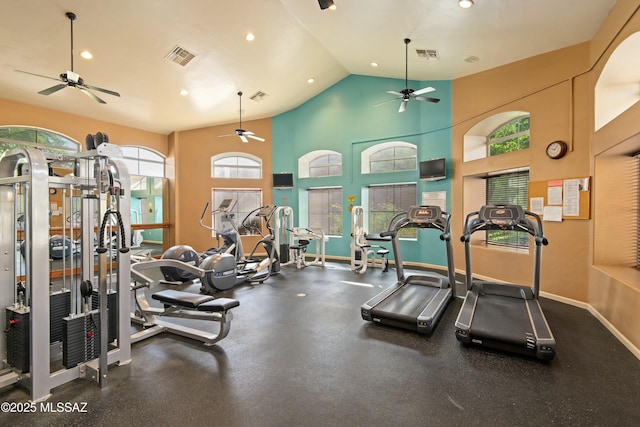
left=0, top=146, right=131, bottom=401
left=361, top=205, right=456, bottom=334
left=130, top=259, right=239, bottom=346
left=454, top=205, right=555, bottom=360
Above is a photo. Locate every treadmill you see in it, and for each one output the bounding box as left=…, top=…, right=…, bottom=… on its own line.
left=361, top=205, right=456, bottom=334
left=454, top=205, right=556, bottom=361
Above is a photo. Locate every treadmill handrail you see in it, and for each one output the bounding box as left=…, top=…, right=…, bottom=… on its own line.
left=460, top=205, right=548, bottom=297
left=385, top=206, right=456, bottom=295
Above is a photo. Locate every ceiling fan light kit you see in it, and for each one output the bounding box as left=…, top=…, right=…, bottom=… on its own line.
left=15, top=11, right=120, bottom=104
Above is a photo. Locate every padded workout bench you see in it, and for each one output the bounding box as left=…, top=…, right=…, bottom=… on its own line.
left=131, top=259, right=240, bottom=346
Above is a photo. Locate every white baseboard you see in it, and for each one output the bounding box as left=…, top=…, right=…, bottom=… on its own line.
left=326, top=256, right=640, bottom=361
left=540, top=291, right=640, bottom=360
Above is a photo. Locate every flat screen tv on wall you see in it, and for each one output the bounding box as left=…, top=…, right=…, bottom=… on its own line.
left=419, top=158, right=446, bottom=181
left=272, top=173, right=294, bottom=188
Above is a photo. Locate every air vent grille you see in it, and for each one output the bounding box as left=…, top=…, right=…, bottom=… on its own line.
left=416, top=49, right=440, bottom=60
left=250, top=91, right=267, bottom=102
left=165, top=46, right=196, bottom=66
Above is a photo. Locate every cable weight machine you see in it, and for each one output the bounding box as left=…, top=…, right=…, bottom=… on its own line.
left=0, top=142, right=132, bottom=401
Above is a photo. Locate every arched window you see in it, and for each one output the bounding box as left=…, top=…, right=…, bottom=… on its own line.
left=488, top=116, right=530, bottom=156
left=121, top=146, right=165, bottom=178
left=211, top=153, right=262, bottom=179
left=361, top=142, right=416, bottom=174
left=298, top=150, right=342, bottom=178
left=0, top=126, right=79, bottom=154
left=595, top=31, right=640, bottom=130
left=463, top=112, right=530, bottom=162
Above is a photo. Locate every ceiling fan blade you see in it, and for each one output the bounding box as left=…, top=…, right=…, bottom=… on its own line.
left=218, top=134, right=235, bottom=138
left=386, top=90, right=403, bottom=96
left=15, top=69, right=62, bottom=82
left=399, top=100, right=408, bottom=113
left=38, top=84, right=68, bottom=96
left=415, top=96, right=441, bottom=103
left=413, top=87, right=435, bottom=96
left=374, top=98, right=400, bottom=107
left=77, top=87, right=106, bottom=104
left=246, top=134, right=265, bottom=142
left=239, top=134, right=249, bottom=143
left=82, top=83, right=121, bottom=97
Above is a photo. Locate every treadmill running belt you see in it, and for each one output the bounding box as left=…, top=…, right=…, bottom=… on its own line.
left=470, top=295, right=532, bottom=346
left=371, top=284, right=439, bottom=323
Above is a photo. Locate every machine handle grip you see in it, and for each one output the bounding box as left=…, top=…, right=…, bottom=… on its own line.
left=380, top=230, right=396, bottom=238
left=536, top=236, right=549, bottom=246
left=200, top=202, right=210, bottom=221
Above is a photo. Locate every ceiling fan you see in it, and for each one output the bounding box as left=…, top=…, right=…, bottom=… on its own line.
left=218, top=91, right=265, bottom=143
left=376, top=38, right=440, bottom=113
left=15, top=12, right=120, bottom=104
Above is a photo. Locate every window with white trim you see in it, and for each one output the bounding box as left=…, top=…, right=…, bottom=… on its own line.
left=308, top=187, right=342, bottom=235
left=488, top=116, right=530, bottom=157
left=212, top=189, right=262, bottom=236
left=298, top=150, right=342, bottom=178
left=212, top=153, right=262, bottom=179
left=368, top=183, right=417, bottom=238
left=361, top=142, right=417, bottom=174
left=485, top=170, right=530, bottom=248
left=0, top=126, right=78, bottom=154
left=121, top=146, right=165, bottom=178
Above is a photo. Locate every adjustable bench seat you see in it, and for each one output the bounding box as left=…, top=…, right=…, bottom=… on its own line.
left=198, top=298, right=240, bottom=312
left=152, top=289, right=239, bottom=312
left=152, top=289, right=213, bottom=308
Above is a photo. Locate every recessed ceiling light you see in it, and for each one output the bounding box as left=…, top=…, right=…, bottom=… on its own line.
left=370, top=62, right=379, bottom=67
left=307, top=78, right=315, bottom=84
left=329, top=4, right=337, bottom=10
left=80, top=50, right=93, bottom=59
left=179, top=89, right=189, bottom=96
left=458, top=0, right=474, bottom=8
left=245, top=32, right=255, bottom=41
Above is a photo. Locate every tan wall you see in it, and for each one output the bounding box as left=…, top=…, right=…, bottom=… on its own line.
left=452, top=47, right=592, bottom=301
left=0, top=98, right=167, bottom=154
left=171, top=118, right=273, bottom=253
left=588, top=0, right=640, bottom=350
left=452, top=0, right=640, bottom=352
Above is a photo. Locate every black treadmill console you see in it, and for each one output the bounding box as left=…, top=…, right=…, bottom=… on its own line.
left=406, top=205, right=442, bottom=225
left=478, top=205, right=524, bottom=227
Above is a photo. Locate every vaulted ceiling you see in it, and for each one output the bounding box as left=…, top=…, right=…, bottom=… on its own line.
left=0, top=0, right=616, bottom=135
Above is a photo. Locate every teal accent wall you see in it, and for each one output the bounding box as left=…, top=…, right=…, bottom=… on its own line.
left=272, top=74, right=452, bottom=267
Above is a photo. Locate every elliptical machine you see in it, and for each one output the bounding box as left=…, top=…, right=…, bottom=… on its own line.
left=200, top=199, right=244, bottom=262
left=158, top=199, right=238, bottom=292
left=236, top=205, right=280, bottom=284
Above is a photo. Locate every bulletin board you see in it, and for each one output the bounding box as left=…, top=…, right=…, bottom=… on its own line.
left=527, top=177, right=591, bottom=220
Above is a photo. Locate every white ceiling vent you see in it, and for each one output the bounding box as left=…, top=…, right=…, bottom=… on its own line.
left=416, top=49, right=440, bottom=60
left=165, top=45, right=196, bottom=66
left=250, top=91, right=267, bottom=102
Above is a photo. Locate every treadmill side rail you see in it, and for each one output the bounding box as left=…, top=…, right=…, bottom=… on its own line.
left=525, top=299, right=556, bottom=360
left=454, top=289, right=478, bottom=343
left=361, top=281, right=404, bottom=321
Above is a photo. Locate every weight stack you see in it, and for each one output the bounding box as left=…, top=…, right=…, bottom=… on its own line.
left=91, top=289, right=118, bottom=343
left=62, top=311, right=101, bottom=369
left=5, top=307, right=30, bottom=373
left=50, top=290, right=71, bottom=343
